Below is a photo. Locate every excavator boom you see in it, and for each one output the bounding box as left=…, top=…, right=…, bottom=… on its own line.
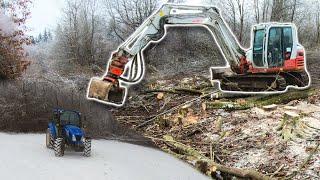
left=87, top=4, right=247, bottom=106
left=121, top=4, right=245, bottom=66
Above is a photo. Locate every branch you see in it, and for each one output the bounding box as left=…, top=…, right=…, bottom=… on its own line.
left=159, top=135, right=272, bottom=180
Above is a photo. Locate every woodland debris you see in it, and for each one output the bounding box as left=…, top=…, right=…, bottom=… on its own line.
left=303, top=117, right=320, bottom=129
left=182, top=113, right=199, bottom=126
left=136, top=92, right=216, bottom=128
left=286, top=142, right=320, bottom=179
left=210, top=91, right=251, bottom=100
left=254, top=89, right=315, bottom=106
left=283, top=106, right=299, bottom=111
left=161, top=135, right=271, bottom=180
left=114, top=76, right=320, bottom=179
left=236, top=98, right=247, bottom=105
left=157, top=92, right=164, bottom=100
left=295, top=102, right=320, bottom=114
left=284, top=111, right=300, bottom=119
left=214, top=116, right=223, bottom=132
left=143, top=88, right=203, bottom=96
left=201, top=102, right=207, bottom=111
left=262, top=104, right=278, bottom=111
left=279, top=112, right=300, bottom=141
left=204, top=101, right=251, bottom=111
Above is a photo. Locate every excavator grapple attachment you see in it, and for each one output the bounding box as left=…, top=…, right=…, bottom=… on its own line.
left=87, top=77, right=126, bottom=106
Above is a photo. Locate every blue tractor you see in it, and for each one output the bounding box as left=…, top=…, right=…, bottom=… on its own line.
left=46, top=109, right=91, bottom=157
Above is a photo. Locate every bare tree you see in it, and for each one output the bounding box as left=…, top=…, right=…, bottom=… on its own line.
left=254, top=0, right=272, bottom=23
left=270, top=0, right=301, bottom=22
left=104, top=0, right=158, bottom=41
left=317, top=3, right=320, bottom=45
left=290, top=0, right=297, bottom=22
left=225, top=0, right=246, bottom=44
left=261, top=0, right=271, bottom=22
left=254, top=0, right=260, bottom=23
left=270, top=0, right=285, bottom=21
left=238, top=0, right=245, bottom=42
left=55, top=0, right=112, bottom=68
left=226, top=0, right=237, bottom=32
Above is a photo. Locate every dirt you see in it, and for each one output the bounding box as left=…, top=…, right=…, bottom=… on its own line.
left=307, top=51, right=320, bottom=88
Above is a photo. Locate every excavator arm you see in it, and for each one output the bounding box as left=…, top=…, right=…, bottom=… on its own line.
left=87, top=4, right=246, bottom=106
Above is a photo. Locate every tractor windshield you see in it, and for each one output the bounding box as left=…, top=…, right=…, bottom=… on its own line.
left=60, top=111, right=80, bottom=126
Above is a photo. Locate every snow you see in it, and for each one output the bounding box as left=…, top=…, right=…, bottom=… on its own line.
left=0, top=133, right=209, bottom=180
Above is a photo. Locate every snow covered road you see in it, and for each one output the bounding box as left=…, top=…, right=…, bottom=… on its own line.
left=0, top=133, right=209, bottom=180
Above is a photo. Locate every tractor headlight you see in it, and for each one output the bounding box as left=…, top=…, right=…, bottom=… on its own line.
left=72, top=134, right=76, bottom=141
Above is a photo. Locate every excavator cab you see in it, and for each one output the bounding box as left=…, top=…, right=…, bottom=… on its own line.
left=220, top=23, right=308, bottom=92
left=250, top=24, right=302, bottom=70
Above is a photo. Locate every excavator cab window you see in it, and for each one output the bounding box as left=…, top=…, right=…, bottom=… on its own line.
left=253, top=29, right=265, bottom=67
left=267, top=27, right=293, bottom=68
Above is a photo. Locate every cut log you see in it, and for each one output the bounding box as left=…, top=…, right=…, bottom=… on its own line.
left=253, top=89, right=315, bottom=106
left=161, top=135, right=271, bottom=180
left=157, top=92, right=164, bottom=100
left=204, top=89, right=315, bottom=111
left=284, top=111, right=300, bottom=119
left=262, top=104, right=278, bottom=111
left=142, top=88, right=203, bottom=96
left=204, top=101, right=252, bottom=111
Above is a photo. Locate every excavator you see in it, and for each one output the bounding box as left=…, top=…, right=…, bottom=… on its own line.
left=87, top=3, right=310, bottom=107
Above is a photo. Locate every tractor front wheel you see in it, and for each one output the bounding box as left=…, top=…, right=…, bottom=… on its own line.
left=46, top=128, right=54, bottom=149
left=54, top=138, right=65, bottom=157
left=83, top=138, right=91, bottom=157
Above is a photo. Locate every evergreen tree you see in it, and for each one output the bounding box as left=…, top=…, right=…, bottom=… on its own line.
left=30, top=36, right=36, bottom=44
left=47, top=30, right=53, bottom=41
left=37, top=33, right=42, bottom=43
left=43, top=29, right=48, bottom=42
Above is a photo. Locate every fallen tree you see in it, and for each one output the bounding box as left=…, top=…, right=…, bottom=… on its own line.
left=203, top=88, right=316, bottom=111
left=157, top=135, right=272, bottom=180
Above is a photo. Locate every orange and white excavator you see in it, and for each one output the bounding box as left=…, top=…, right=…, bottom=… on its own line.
left=87, top=3, right=310, bottom=106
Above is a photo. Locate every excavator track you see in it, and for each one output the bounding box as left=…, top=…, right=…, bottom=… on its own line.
left=219, top=74, right=287, bottom=91
left=218, top=72, right=308, bottom=92
left=282, top=72, right=309, bottom=87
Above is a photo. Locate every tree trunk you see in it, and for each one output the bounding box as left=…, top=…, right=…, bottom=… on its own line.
left=317, top=9, right=320, bottom=44
left=254, top=0, right=260, bottom=23
left=291, top=0, right=297, bottom=22
left=270, top=0, right=284, bottom=21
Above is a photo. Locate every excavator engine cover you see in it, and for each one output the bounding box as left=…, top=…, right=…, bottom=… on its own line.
left=88, top=78, right=125, bottom=105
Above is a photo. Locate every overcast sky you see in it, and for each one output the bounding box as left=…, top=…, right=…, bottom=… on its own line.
left=26, top=0, right=207, bottom=37
left=26, top=0, right=65, bottom=36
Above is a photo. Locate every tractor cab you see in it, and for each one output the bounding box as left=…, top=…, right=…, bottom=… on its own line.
left=53, top=109, right=82, bottom=128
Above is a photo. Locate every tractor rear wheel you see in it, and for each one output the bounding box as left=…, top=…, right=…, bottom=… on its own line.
left=46, top=128, right=54, bottom=149
left=83, top=138, right=91, bottom=157
left=54, top=138, right=65, bottom=157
